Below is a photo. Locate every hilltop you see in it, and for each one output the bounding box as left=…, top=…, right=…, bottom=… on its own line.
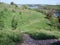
left=0, top=2, right=60, bottom=45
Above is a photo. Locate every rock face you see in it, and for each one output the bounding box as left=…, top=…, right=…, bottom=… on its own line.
left=18, top=34, right=60, bottom=45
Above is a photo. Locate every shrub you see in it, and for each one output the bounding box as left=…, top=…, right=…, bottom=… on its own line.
left=22, top=5, right=28, bottom=9
left=11, top=16, right=17, bottom=30
left=0, top=21, right=4, bottom=30
left=0, top=11, right=4, bottom=30
left=19, top=12, right=22, bottom=15
left=0, top=30, right=22, bottom=45
left=0, top=11, right=6, bottom=19
left=10, top=2, right=14, bottom=5
left=12, top=10, right=15, bottom=12
left=6, top=30, right=22, bottom=42
left=28, top=32, right=58, bottom=40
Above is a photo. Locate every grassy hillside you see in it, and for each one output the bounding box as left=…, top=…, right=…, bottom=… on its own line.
left=43, top=5, right=60, bottom=10
left=0, top=2, right=60, bottom=45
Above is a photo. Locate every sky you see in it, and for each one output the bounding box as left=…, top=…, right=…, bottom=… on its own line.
left=0, top=0, right=60, bottom=5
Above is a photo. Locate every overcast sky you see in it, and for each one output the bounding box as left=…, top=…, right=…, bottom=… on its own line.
left=0, top=0, right=60, bottom=5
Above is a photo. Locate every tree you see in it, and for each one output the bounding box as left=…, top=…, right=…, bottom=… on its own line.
left=10, top=2, right=14, bottom=5
left=10, top=2, right=18, bottom=8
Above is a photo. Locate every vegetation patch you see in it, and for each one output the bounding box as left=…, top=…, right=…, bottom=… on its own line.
left=29, top=33, right=58, bottom=40
left=0, top=2, right=60, bottom=45
left=27, top=30, right=60, bottom=40
left=0, top=30, right=23, bottom=45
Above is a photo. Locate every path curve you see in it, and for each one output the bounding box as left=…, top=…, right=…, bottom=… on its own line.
left=18, top=34, right=60, bottom=45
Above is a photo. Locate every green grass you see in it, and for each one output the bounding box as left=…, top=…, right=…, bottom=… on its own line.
left=27, top=30, right=60, bottom=40
left=0, top=2, right=60, bottom=45
left=0, top=30, right=22, bottom=45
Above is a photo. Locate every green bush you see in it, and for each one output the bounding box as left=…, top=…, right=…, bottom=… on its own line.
left=0, top=37, right=16, bottom=45
left=28, top=32, right=58, bottom=40
left=19, top=12, right=22, bottom=15
left=10, top=2, right=14, bottom=5
left=7, top=31, right=22, bottom=42
left=12, top=10, right=15, bottom=12
left=0, top=30, right=22, bottom=45
left=0, top=21, right=4, bottom=30
left=0, top=11, right=5, bottom=30
left=11, top=16, right=17, bottom=30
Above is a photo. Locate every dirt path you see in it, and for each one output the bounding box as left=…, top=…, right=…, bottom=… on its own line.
left=18, top=34, right=60, bottom=45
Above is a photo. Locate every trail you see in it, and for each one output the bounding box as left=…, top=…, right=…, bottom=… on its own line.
left=18, top=34, right=60, bottom=45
